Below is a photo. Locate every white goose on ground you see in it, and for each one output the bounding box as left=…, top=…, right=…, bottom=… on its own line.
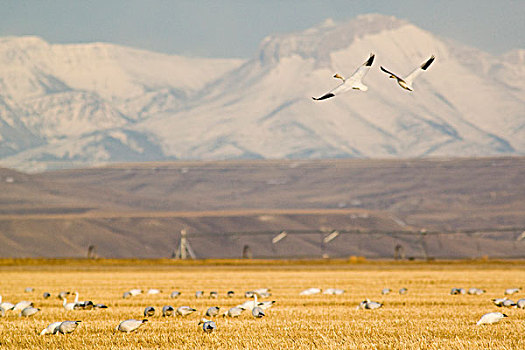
left=380, top=55, right=435, bottom=91
left=176, top=306, right=197, bottom=316
left=476, top=312, right=507, bottom=325
left=251, top=295, right=265, bottom=318
left=116, top=319, right=148, bottom=333
left=312, top=53, right=375, bottom=100
left=0, top=295, right=15, bottom=311
left=40, top=322, right=62, bottom=335
left=57, top=320, right=81, bottom=334
left=199, top=318, right=217, bottom=333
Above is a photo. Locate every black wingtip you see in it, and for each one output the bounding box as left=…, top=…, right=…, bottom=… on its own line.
left=312, top=93, right=335, bottom=101
left=364, top=53, right=375, bottom=67
left=421, top=55, right=435, bottom=70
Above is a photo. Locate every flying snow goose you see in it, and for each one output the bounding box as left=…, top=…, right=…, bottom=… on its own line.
left=476, top=312, right=507, bottom=325
left=57, top=320, right=81, bottom=334
left=116, top=319, right=148, bottom=333
left=380, top=55, right=435, bottom=91
left=40, top=322, right=62, bottom=335
left=199, top=318, right=217, bottom=333
left=312, top=53, right=375, bottom=100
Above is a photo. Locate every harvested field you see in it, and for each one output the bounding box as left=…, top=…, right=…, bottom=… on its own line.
left=0, top=260, right=524, bottom=349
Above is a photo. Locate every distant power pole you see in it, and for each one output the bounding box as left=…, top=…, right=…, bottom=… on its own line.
left=173, top=229, right=196, bottom=259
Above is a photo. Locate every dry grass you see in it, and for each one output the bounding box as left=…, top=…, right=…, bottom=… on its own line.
left=1, top=261, right=524, bottom=349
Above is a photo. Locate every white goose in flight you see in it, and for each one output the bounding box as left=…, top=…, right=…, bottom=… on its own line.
left=312, top=53, right=375, bottom=101
left=380, top=55, right=435, bottom=91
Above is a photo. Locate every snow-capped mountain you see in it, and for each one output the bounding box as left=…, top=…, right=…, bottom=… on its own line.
left=0, top=14, right=524, bottom=171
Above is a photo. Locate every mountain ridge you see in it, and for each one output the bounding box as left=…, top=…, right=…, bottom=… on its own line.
left=0, top=14, right=523, bottom=172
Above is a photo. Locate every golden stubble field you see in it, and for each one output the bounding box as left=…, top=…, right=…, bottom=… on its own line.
left=0, top=260, right=524, bottom=349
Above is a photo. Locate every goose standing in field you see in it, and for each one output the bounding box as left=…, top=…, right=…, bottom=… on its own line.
left=381, top=288, right=391, bottom=295
left=170, top=291, right=181, bottom=299
left=63, top=298, right=78, bottom=311
left=0, top=295, right=15, bottom=311
left=57, top=320, right=81, bottom=334
left=162, top=305, right=175, bottom=317
left=223, top=306, right=244, bottom=318
left=502, top=299, right=517, bottom=308
left=258, top=300, right=276, bottom=310
left=0, top=306, right=5, bottom=317
left=227, top=291, right=235, bottom=298
left=40, top=322, right=62, bottom=335
left=399, top=288, right=408, bottom=295
left=504, top=288, right=521, bottom=295
left=251, top=295, right=265, bottom=318
left=468, top=288, right=485, bottom=295
left=492, top=297, right=508, bottom=307
left=198, top=318, right=217, bottom=333
left=206, top=306, right=220, bottom=317
left=58, top=291, right=70, bottom=300
left=357, top=299, right=383, bottom=310
left=312, top=53, right=375, bottom=100
left=129, top=289, right=143, bottom=297
left=176, top=306, right=197, bottom=316
left=195, top=291, right=204, bottom=298
left=20, top=306, right=40, bottom=317
left=43, top=292, right=51, bottom=299
left=147, top=289, right=161, bottom=295
left=209, top=291, right=218, bottom=299
left=144, top=306, right=155, bottom=317
left=476, top=312, right=508, bottom=325
left=123, top=291, right=132, bottom=299
left=116, top=319, right=148, bottom=333
left=13, top=301, right=34, bottom=311
left=380, top=55, right=435, bottom=91
left=516, top=298, right=525, bottom=309
left=323, top=288, right=345, bottom=295
left=299, top=288, right=321, bottom=296
left=25, top=287, right=34, bottom=293
left=94, top=303, right=108, bottom=309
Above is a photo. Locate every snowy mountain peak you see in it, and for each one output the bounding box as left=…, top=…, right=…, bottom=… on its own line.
left=258, top=14, right=409, bottom=66
left=0, top=15, right=524, bottom=172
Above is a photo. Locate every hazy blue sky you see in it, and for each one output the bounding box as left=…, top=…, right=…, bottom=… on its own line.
left=1, top=0, right=523, bottom=58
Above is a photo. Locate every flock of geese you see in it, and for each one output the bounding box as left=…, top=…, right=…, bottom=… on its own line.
left=312, top=54, right=435, bottom=100
left=0, top=285, right=522, bottom=335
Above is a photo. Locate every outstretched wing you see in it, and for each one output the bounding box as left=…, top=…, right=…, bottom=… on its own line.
left=380, top=66, right=403, bottom=81
left=347, top=53, right=375, bottom=85
left=405, top=55, right=435, bottom=85
left=312, top=93, right=335, bottom=101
